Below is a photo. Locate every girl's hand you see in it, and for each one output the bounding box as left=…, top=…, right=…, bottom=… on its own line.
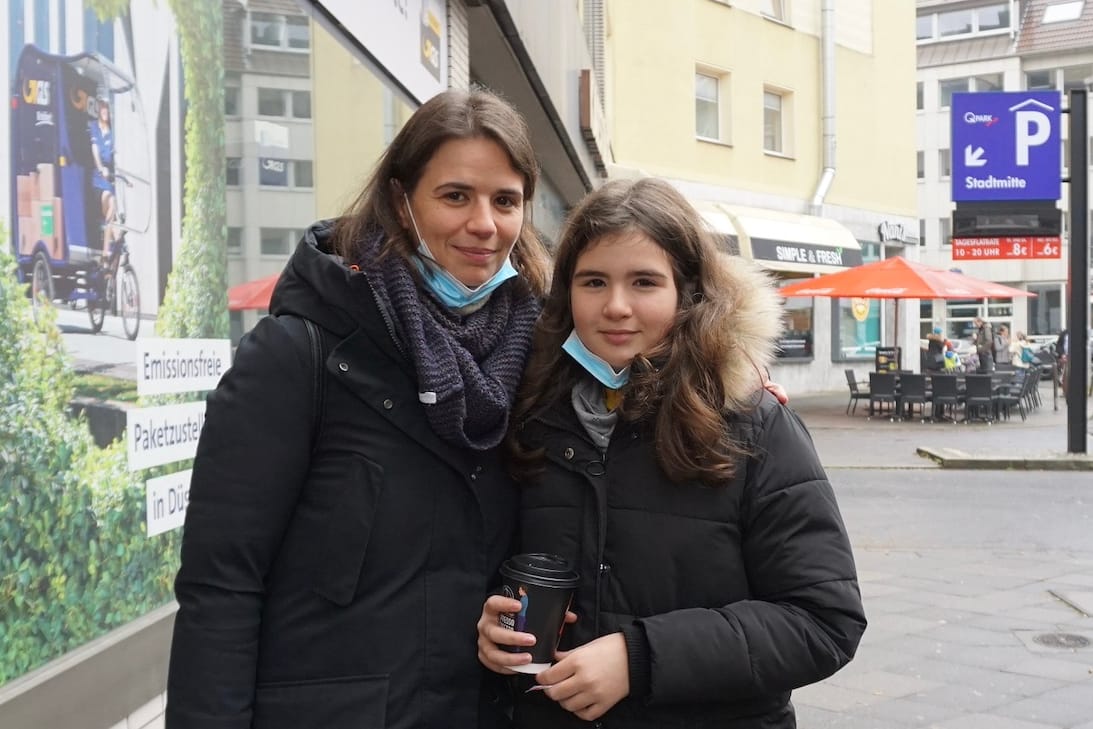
left=476, top=595, right=536, bottom=674
left=535, top=632, right=629, bottom=722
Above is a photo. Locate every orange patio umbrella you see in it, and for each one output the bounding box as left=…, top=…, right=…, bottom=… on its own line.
left=777, top=256, right=1035, bottom=345
left=227, top=273, right=282, bottom=312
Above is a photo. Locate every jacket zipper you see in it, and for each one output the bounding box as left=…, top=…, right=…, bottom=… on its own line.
left=363, top=275, right=406, bottom=358
left=592, top=448, right=609, bottom=638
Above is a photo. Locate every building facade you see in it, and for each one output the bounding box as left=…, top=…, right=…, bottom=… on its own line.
left=601, top=0, right=919, bottom=394
left=916, top=0, right=1093, bottom=345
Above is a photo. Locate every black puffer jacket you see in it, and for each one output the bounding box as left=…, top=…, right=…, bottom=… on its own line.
left=168, top=222, right=521, bottom=729
left=513, top=393, right=865, bottom=729
left=511, top=252, right=865, bottom=729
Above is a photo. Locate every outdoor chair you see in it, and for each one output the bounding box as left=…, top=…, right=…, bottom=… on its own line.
left=994, top=370, right=1028, bottom=422
left=844, top=369, right=869, bottom=415
left=897, top=373, right=930, bottom=421
left=930, top=374, right=961, bottom=422
left=867, top=372, right=899, bottom=420
left=963, top=374, right=995, bottom=424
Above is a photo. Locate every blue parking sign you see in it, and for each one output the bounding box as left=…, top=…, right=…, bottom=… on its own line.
left=951, top=91, right=1061, bottom=202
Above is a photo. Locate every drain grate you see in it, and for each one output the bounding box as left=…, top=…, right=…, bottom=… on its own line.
left=1032, top=633, right=1092, bottom=649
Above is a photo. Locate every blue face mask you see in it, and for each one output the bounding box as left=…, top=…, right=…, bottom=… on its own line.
left=562, top=330, right=630, bottom=390
left=404, top=194, right=519, bottom=310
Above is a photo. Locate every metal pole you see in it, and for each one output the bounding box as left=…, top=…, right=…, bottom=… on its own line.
left=1067, top=88, right=1088, bottom=454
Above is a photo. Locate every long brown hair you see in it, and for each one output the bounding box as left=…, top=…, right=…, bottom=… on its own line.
left=331, top=88, right=551, bottom=297
left=509, top=178, right=762, bottom=485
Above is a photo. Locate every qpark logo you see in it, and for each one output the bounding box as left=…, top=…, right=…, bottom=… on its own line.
left=963, top=111, right=999, bottom=127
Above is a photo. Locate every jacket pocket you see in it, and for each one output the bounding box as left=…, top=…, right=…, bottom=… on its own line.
left=253, top=674, right=388, bottom=729
left=312, top=454, right=385, bottom=606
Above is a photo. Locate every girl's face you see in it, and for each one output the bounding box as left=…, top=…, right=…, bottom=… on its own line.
left=569, top=231, right=679, bottom=370
left=403, top=137, right=524, bottom=287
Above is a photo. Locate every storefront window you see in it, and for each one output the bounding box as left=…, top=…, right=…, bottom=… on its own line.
left=779, top=296, right=814, bottom=359
left=832, top=243, right=880, bottom=361
left=1027, top=284, right=1063, bottom=335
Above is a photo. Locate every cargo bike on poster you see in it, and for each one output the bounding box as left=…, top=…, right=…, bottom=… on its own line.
left=10, top=46, right=145, bottom=340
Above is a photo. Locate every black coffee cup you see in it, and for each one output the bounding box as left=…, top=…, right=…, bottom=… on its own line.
left=498, top=553, right=580, bottom=673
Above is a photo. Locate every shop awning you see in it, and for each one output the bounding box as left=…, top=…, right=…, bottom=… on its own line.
left=694, top=202, right=863, bottom=275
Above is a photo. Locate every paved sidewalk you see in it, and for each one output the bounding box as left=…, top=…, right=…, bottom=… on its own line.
left=788, top=383, right=1093, bottom=728
left=789, top=382, right=1093, bottom=471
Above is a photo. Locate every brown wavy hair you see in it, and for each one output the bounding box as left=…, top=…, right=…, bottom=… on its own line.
left=330, top=88, right=550, bottom=298
left=508, top=178, right=760, bottom=485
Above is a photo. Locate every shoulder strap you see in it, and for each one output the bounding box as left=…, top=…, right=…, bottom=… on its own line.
left=300, top=317, right=326, bottom=453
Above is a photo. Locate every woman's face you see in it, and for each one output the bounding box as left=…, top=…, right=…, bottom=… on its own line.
left=403, top=137, right=524, bottom=287
left=98, top=102, right=110, bottom=123
left=569, top=231, right=679, bottom=370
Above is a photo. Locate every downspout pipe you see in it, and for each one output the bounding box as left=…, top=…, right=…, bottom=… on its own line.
left=810, top=0, right=836, bottom=214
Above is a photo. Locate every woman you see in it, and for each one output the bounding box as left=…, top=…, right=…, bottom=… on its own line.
left=89, top=95, right=116, bottom=258
left=167, top=89, right=552, bottom=729
left=925, top=326, right=945, bottom=372
left=1009, top=330, right=1033, bottom=368
left=477, top=178, right=866, bottom=728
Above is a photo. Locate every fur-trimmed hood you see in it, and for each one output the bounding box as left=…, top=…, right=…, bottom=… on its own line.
left=717, top=253, right=785, bottom=411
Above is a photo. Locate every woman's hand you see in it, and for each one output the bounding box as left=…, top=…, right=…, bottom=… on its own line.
left=535, top=632, right=630, bottom=722
left=476, top=595, right=536, bottom=674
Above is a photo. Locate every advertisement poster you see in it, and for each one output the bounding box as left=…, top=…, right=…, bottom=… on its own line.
left=1, top=0, right=229, bottom=685
left=2, top=0, right=407, bottom=692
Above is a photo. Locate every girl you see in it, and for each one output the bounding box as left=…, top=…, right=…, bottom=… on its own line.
left=477, top=178, right=866, bottom=728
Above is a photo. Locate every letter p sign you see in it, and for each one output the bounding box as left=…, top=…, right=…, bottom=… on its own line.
left=1015, top=110, right=1050, bottom=166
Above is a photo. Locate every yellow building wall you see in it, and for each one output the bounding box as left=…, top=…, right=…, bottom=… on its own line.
left=311, top=28, right=414, bottom=220
left=606, top=0, right=916, bottom=216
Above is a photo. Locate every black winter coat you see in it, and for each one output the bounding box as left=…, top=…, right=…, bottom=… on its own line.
left=167, top=224, right=520, bottom=729
left=512, top=392, right=866, bottom=729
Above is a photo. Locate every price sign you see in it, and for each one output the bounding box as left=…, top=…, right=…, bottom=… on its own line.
left=952, top=236, right=1062, bottom=260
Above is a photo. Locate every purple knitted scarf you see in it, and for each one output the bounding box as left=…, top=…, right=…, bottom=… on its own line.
left=359, top=230, right=540, bottom=450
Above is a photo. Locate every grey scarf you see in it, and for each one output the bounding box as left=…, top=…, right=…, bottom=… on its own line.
left=359, top=230, right=540, bottom=450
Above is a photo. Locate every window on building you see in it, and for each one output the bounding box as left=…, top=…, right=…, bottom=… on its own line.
left=1025, top=69, right=1053, bottom=90
left=832, top=243, right=881, bottom=361
left=916, top=15, right=933, bottom=40
left=940, top=216, right=952, bottom=245
left=286, top=15, right=310, bottom=49
left=917, top=151, right=925, bottom=179
left=258, top=88, right=287, bottom=117
left=250, top=12, right=281, bottom=46
left=916, top=81, right=924, bottom=110
left=939, top=8, right=973, bottom=36
left=763, top=90, right=785, bottom=154
left=939, top=77, right=969, bottom=107
left=695, top=71, right=721, bottom=141
left=760, top=0, right=786, bottom=21
left=919, top=219, right=927, bottom=246
left=1043, top=1, right=1084, bottom=24
left=292, top=90, right=312, bottom=119
left=260, top=228, right=295, bottom=256
left=918, top=3, right=1010, bottom=41
left=779, top=294, right=814, bottom=359
left=976, top=3, right=1010, bottom=31
left=226, top=157, right=242, bottom=186
left=1062, top=65, right=1091, bottom=91
left=227, top=227, right=243, bottom=254
left=939, top=148, right=951, bottom=178
left=224, top=86, right=240, bottom=117
left=293, top=160, right=314, bottom=188
left=250, top=12, right=309, bottom=50
left=973, top=73, right=1003, bottom=91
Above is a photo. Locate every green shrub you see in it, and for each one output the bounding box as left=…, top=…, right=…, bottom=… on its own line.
left=0, top=235, right=179, bottom=685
